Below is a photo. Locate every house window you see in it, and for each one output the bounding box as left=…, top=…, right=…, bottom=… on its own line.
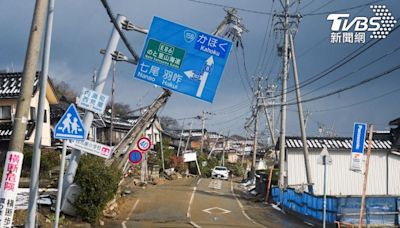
left=44, top=110, right=47, bottom=123
left=0, top=106, right=11, bottom=120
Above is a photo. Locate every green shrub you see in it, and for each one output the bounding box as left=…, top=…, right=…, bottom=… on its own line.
left=74, top=155, right=122, bottom=224
left=226, top=162, right=244, bottom=177
left=21, top=145, right=59, bottom=178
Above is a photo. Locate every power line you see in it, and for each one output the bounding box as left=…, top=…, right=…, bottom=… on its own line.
left=100, top=0, right=140, bottom=62
left=299, top=0, right=316, bottom=11
left=184, top=0, right=273, bottom=15
left=209, top=110, right=251, bottom=126
left=272, top=22, right=400, bottom=99
left=297, top=45, right=400, bottom=99
left=312, top=87, right=400, bottom=113
left=233, top=48, right=253, bottom=101
left=272, top=63, right=400, bottom=107
left=305, top=0, right=334, bottom=15
left=303, top=0, right=383, bottom=16
left=256, top=1, right=276, bottom=73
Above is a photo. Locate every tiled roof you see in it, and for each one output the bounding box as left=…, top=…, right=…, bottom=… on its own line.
left=0, top=121, right=35, bottom=140
left=284, top=136, right=392, bottom=150
left=0, top=72, right=39, bottom=98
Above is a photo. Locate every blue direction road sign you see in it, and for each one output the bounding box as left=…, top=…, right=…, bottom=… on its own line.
left=54, top=104, right=86, bottom=140
left=134, top=16, right=232, bottom=103
left=128, top=150, right=143, bottom=164
left=351, top=123, right=367, bottom=153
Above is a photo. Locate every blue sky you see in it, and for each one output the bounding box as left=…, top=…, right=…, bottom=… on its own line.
left=0, top=0, right=399, bottom=142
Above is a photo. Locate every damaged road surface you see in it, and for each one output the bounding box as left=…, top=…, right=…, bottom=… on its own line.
left=103, top=177, right=309, bottom=228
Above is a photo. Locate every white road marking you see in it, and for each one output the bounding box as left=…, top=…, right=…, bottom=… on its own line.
left=187, top=186, right=197, bottom=218
left=202, top=206, right=231, bottom=215
left=230, top=180, right=266, bottom=228
left=187, top=179, right=202, bottom=228
left=121, top=199, right=140, bottom=228
left=208, top=179, right=222, bottom=190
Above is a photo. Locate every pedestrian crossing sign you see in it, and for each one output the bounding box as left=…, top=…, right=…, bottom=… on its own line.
left=54, top=104, right=86, bottom=140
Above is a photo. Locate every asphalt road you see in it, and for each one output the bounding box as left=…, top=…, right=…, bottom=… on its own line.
left=103, top=177, right=310, bottom=228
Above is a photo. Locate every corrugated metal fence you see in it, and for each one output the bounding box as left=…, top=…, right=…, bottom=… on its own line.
left=272, top=187, right=399, bottom=226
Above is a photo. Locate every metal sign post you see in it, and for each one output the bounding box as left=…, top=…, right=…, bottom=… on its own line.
left=318, top=146, right=332, bottom=228
left=54, top=142, right=67, bottom=228
left=53, top=105, right=86, bottom=227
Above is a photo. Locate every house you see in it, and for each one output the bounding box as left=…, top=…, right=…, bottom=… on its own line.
left=0, top=71, right=58, bottom=151
left=96, top=115, right=162, bottom=147
left=180, top=129, right=207, bottom=150
left=281, top=132, right=398, bottom=195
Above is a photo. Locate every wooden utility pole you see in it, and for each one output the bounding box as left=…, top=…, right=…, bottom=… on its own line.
left=9, top=0, right=49, bottom=153
left=358, top=124, right=374, bottom=228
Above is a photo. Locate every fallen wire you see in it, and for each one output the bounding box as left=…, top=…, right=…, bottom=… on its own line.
left=100, top=0, right=140, bottom=63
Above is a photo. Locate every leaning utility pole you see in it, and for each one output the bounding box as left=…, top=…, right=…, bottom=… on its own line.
left=274, top=0, right=309, bottom=191
left=9, top=0, right=49, bottom=153
left=62, top=15, right=125, bottom=197
left=26, top=0, right=54, bottom=226
left=289, top=34, right=313, bottom=193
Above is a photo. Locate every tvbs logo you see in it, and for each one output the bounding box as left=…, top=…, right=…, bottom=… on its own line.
left=327, top=5, right=396, bottom=44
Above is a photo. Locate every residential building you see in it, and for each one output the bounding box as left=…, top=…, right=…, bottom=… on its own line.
left=281, top=132, right=399, bottom=195
left=96, top=115, right=162, bottom=148
left=0, top=71, right=58, bottom=151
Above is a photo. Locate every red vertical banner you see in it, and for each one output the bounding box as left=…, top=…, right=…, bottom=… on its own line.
left=0, top=151, right=24, bottom=228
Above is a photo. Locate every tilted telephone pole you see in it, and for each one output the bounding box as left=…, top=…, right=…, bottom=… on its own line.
left=9, top=0, right=49, bottom=153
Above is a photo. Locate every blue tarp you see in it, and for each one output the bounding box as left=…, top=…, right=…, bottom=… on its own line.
left=271, top=187, right=399, bottom=225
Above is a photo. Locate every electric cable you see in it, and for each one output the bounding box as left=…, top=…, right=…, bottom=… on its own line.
left=100, top=0, right=140, bottom=62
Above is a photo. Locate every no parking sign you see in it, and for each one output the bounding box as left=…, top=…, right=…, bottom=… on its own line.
left=128, top=150, right=143, bottom=164
left=137, top=137, right=152, bottom=152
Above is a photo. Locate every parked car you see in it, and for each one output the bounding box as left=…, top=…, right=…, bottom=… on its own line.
left=211, top=166, right=229, bottom=180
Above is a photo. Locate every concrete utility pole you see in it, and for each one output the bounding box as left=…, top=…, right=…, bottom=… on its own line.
left=289, top=34, right=313, bottom=193
left=176, top=119, right=185, bottom=156
left=110, top=60, right=116, bottom=146
left=160, top=119, right=165, bottom=171
left=26, top=0, right=54, bottom=226
left=277, top=0, right=290, bottom=188
left=9, top=0, right=48, bottom=153
left=199, top=110, right=213, bottom=155
left=222, top=131, right=230, bottom=167
left=276, top=0, right=297, bottom=189
left=62, top=15, right=125, bottom=198
left=250, top=78, right=261, bottom=180
left=200, top=110, right=206, bottom=155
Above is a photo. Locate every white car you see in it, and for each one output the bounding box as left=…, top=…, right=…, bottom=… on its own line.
left=211, top=166, right=229, bottom=180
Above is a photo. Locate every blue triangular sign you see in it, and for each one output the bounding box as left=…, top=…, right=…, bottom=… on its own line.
left=54, top=104, right=86, bottom=140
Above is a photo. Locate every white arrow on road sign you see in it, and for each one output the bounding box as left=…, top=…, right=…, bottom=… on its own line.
left=54, top=104, right=86, bottom=140
left=197, top=56, right=214, bottom=97
left=183, top=70, right=200, bottom=80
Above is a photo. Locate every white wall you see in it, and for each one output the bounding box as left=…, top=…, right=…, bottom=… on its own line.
left=287, top=149, right=390, bottom=195
left=388, top=153, right=400, bottom=195
left=25, top=93, right=52, bottom=146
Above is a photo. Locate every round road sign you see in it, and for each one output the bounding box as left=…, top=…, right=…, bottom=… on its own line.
left=137, top=137, right=152, bottom=152
left=128, top=150, right=142, bottom=164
